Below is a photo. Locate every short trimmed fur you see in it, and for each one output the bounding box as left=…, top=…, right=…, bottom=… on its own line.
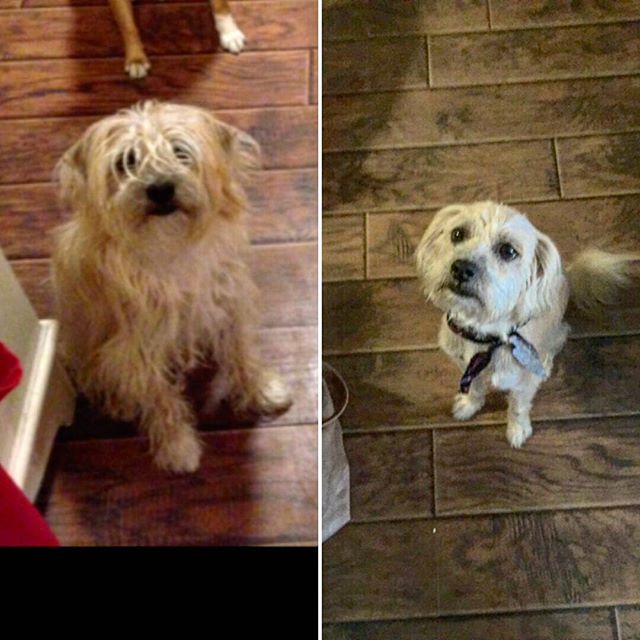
left=109, top=0, right=246, bottom=79
left=416, top=201, right=638, bottom=448
left=52, top=101, right=292, bottom=472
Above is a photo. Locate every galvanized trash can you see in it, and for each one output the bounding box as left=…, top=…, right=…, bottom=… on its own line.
left=322, top=362, right=350, bottom=541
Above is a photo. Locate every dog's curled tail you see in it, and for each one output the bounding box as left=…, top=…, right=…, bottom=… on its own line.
left=567, top=249, right=640, bottom=314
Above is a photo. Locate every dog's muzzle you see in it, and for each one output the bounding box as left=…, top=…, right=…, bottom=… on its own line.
left=450, top=259, right=477, bottom=283
left=447, top=259, right=481, bottom=299
left=146, top=181, right=177, bottom=216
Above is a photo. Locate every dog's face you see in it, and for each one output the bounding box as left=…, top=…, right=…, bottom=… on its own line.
left=416, top=201, right=564, bottom=325
left=57, top=101, right=259, bottom=247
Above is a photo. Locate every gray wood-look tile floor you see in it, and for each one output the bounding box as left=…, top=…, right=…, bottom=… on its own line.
left=322, top=1, right=640, bottom=636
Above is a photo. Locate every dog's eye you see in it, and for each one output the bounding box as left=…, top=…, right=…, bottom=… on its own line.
left=172, top=144, right=192, bottom=164
left=115, top=150, right=137, bottom=174
left=451, top=227, right=466, bottom=244
left=497, top=243, right=519, bottom=261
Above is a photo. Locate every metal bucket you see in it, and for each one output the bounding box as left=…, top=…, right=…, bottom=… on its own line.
left=322, top=362, right=350, bottom=541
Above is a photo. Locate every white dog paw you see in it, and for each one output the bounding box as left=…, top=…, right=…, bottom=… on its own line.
left=220, top=27, right=245, bottom=53
left=452, top=392, right=483, bottom=421
left=253, top=373, right=292, bottom=417
left=125, top=57, right=150, bottom=79
left=506, top=420, right=533, bottom=449
left=216, top=15, right=246, bottom=53
left=154, top=432, right=202, bottom=473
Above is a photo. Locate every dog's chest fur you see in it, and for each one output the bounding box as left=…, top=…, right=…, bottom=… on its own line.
left=84, top=231, right=254, bottom=374
left=437, top=315, right=554, bottom=392
left=135, top=242, right=248, bottom=332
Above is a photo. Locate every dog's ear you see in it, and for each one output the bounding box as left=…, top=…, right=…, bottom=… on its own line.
left=215, top=120, right=261, bottom=179
left=56, top=130, right=92, bottom=209
left=522, top=231, right=564, bottom=317
left=415, top=204, right=464, bottom=270
left=196, top=107, right=261, bottom=178
left=193, top=107, right=261, bottom=181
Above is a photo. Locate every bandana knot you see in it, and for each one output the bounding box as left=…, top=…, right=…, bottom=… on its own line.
left=446, top=315, right=546, bottom=393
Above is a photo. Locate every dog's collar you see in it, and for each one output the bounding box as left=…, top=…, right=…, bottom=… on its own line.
left=446, top=315, right=506, bottom=346
left=446, top=314, right=546, bottom=393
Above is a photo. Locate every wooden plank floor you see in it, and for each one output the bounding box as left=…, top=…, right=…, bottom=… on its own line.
left=322, top=1, right=640, bottom=636
left=0, top=0, right=317, bottom=545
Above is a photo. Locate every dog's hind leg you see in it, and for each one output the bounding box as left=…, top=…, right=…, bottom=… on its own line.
left=215, top=322, right=292, bottom=419
left=210, top=0, right=246, bottom=53
left=108, top=0, right=151, bottom=79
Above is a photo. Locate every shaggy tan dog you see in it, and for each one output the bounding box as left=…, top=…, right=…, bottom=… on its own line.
left=52, top=101, right=292, bottom=472
left=416, top=201, right=638, bottom=448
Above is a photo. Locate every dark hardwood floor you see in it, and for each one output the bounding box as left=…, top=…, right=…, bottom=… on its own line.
left=322, top=1, right=640, bottom=637
left=0, top=0, right=318, bottom=545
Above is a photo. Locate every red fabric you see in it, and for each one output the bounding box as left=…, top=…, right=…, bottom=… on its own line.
left=0, top=465, right=59, bottom=546
left=0, top=342, right=22, bottom=402
left=0, top=341, right=57, bottom=546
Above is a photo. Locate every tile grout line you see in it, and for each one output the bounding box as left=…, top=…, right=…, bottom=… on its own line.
left=14, top=0, right=254, bottom=10
left=322, top=128, right=640, bottom=156
left=321, top=191, right=640, bottom=219
left=323, top=17, right=640, bottom=43
left=0, top=49, right=314, bottom=67
left=307, top=48, right=314, bottom=105
left=58, top=421, right=319, bottom=449
left=0, top=104, right=319, bottom=124
left=424, top=35, right=429, bottom=88
left=363, top=213, right=370, bottom=279
left=337, top=410, right=640, bottom=437
left=323, top=330, right=640, bottom=356
left=325, top=601, right=640, bottom=627
left=431, top=428, right=438, bottom=517
left=323, top=188, right=640, bottom=217
left=10, top=0, right=316, bottom=9
left=552, top=137, right=564, bottom=198
left=324, top=70, right=640, bottom=98
left=614, top=606, right=623, bottom=640
left=435, top=500, right=441, bottom=615
left=346, top=501, right=640, bottom=526
left=322, top=72, right=640, bottom=103
left=425, top=35, right=433, bottom=88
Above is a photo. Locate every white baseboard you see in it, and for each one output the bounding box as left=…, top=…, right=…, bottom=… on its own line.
left=0, top=250, right=76, bottom=501
left=6, top=320, right=75, bottom=500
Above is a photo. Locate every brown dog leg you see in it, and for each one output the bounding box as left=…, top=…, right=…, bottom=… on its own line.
left=109, top=0, right=151, bottom=79
left=210, top=0, right=246, bottom=53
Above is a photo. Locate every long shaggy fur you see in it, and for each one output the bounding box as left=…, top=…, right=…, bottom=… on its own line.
left=52, top=101, right=292, bottom=472
left=415, top=201, right=638, bottom=448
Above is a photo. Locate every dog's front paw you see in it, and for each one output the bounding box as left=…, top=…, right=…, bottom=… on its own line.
left=216, top=15, right=246, bottom=53
left=220, top=27, right=245, bottom=53
left=125, top=54, right=150, bottom=79
left=452, top=392, right=483, bottom=421
left=506, top=418, right=533, bottom=449
left=251, top=372, right=292, bottom=417
left=153, top=431, right=202, bottom=473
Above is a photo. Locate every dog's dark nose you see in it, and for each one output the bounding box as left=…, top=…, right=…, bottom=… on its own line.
left=451, top=259, right=478, bottom=283
left=146, top=182, right=175, bottom=205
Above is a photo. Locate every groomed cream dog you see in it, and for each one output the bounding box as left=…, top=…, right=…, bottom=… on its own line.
left=416, top=201, right=638, bottom=448
left=52, top=101, right=292, bottom=472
